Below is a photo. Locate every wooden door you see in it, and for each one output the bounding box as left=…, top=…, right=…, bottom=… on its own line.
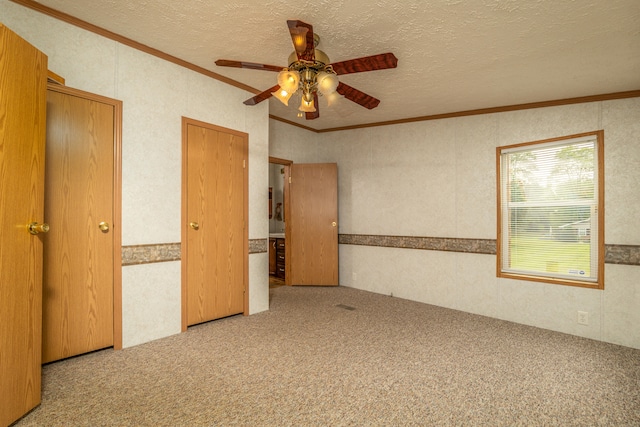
left=42, top=86, right=120, bottom=363
left=288, top=163, right=339, bottom=286
left=0, top=24, right=47, bottom=426
left=182, top=118, right=248, bottom=329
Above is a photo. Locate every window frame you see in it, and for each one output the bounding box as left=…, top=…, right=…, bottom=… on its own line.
left=496, top=130, right=604, bottom=289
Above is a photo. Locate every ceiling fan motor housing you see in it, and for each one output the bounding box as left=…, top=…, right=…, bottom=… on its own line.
left=287, top=49, right=336, bottom=97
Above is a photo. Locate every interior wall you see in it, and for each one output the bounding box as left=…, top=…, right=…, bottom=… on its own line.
left=269, top=99, right=640, bottom=350
left=269, top=120, right=321, bottom=162
left=269, top=163, right=286, bottom=234
left=3, top=0, right=638, bottom=351
left=1, top=1, right=270, bottom=348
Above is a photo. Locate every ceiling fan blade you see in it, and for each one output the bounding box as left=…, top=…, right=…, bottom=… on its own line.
left=215, top=59, right=283, bottom=72
left=306, top=92, right=320, bottom=120
left=243, top=84, right=281, bottom=106
left=336, top=82, right=380, bottom=110
left=287, top=20, right=315, bottom=62
left=330, top=53, right=398, bottom=75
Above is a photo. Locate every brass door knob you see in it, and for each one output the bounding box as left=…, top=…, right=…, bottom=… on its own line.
left=332, top=221, right=337, bottom=227
left=28, top=222, right=50, bottom=235
left=99, top=221, right=110, bottom=232
left=189, top=222, right=200, bottom=230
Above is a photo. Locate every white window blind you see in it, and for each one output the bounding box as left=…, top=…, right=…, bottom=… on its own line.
left=498, top=133, right=601, bottom=285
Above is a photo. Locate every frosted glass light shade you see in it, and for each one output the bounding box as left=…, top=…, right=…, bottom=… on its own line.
left=289, top=27, right=309, bottom=53
left=277, top=69, right=300, bottom=93
left=317, top=71, right=339, bottom=95
left=325, top=91, right=343, bottom=107
left=299, top=98, right=316, bottom=112
left=272, top=88, right=294, bottom=106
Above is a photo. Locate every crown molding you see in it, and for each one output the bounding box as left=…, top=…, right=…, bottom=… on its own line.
left=313, top=90, right=640, bottom=133
left=9, top=0, right=260, bottom=95
left=11, top=0, right=638, bottom=135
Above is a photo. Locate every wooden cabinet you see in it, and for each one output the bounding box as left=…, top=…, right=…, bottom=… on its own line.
left=269, top=237, right=285, bottom=279
left=276, top=238, right=286, bottom=279
left=269, top=238, right=276, bottom=275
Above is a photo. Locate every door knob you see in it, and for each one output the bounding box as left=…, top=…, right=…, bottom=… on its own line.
left=332, top=221, right=337, bottom=227
left=190, top=222, right=200, bottom=230
left=99, top=221, right=110, bottom=233
left=28, top=222, right=50, bottom=235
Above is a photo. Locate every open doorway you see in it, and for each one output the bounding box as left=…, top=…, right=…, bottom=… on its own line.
left=267, top=157, right=339, bottom=287
left=269, top=157, right=291, bottom=287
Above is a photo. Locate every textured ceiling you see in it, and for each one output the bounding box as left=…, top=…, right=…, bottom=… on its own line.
left=32, top=0, right=640, bottom=130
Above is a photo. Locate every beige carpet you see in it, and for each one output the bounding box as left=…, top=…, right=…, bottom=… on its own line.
left=15, top=286, right=640, bottom=426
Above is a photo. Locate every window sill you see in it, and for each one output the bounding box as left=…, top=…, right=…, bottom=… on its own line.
left=497, top=271, right=603, bottom=289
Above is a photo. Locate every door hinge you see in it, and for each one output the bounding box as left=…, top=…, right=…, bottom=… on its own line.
left=243, top=159, right=246, bottom=168
left=289, top=176, right=292, bottom=184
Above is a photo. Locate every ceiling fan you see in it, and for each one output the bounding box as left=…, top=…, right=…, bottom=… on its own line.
left=215, top=20, right=398, bottom=120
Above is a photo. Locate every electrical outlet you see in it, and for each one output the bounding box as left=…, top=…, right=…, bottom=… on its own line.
left=577, top=311, right=589, bottom=325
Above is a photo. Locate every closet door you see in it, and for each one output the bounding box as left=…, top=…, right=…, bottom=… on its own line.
left=0, top=24, right=47, bottom=427
left=182, top=118, right=248, bottom=329
left=42, top=86, right=120, bottom=363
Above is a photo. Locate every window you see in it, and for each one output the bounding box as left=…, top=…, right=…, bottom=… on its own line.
left=497, top=131, right=604, bottom=288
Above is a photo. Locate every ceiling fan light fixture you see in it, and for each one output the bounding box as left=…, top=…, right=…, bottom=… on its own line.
left=271, top=88, right=294, bottom=106
left=302, top=89, right=315, bottom=103
left=216, top=20, right=398, bottom=120
left=289, top=27, right=308, bottom=53
left=299, top=98, right=316, bottom=113
left=277, top=69, right=300, bottom=93
left=325, top=91, right=343, bottom=107
left=317, top=71, right=339, bottom=95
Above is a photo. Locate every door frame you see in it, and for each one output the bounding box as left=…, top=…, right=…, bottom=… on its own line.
left=46, top=83, right=124, bottom=350
left=269, top=156, right=292, bottom=285
left=181, top=117, right=249, bottom=331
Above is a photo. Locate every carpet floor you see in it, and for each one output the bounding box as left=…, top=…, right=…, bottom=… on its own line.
left=14, top=286, right=640, bottom=426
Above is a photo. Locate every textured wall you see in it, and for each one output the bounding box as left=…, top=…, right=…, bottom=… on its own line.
left=270, top=99, right=640, bottom=350
left=1, top=1, right=270, bottom=348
